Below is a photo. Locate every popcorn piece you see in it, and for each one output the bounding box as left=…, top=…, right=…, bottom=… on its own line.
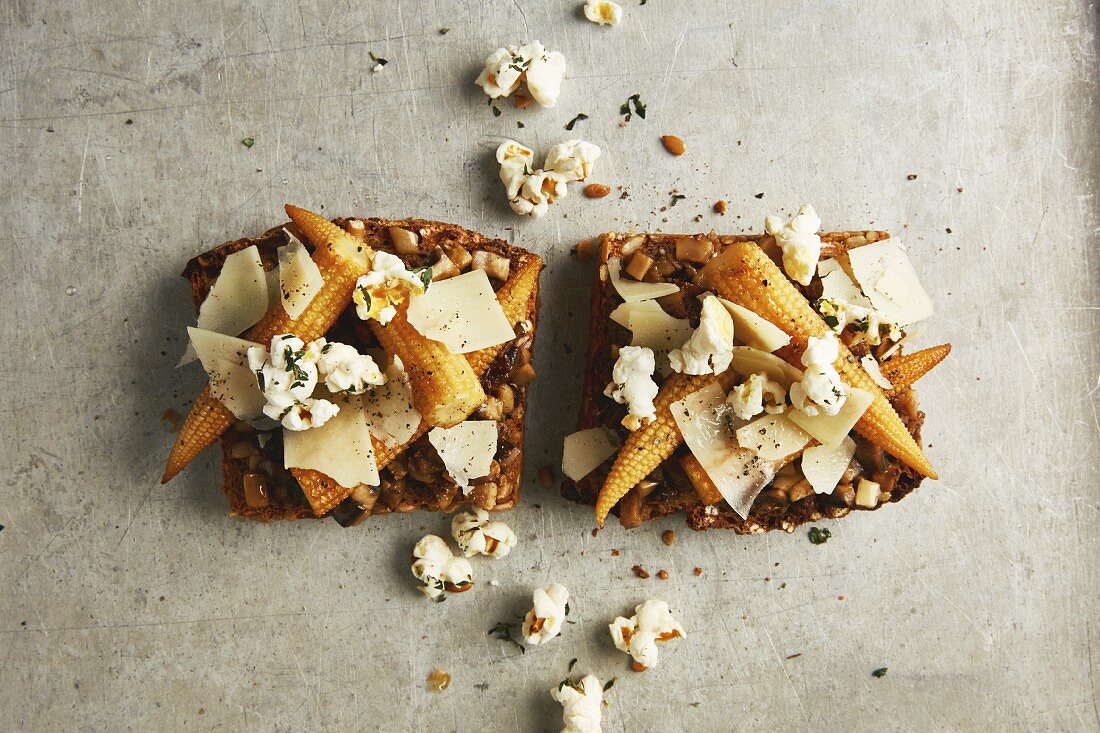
left=523, top=583, right=570, bottom=645
left=789, top=332, right=847, bottom=416
left=475, top=41, right=566, bottom=107
left=604, top=345, right=659, bottom=430
left=668, top=296, right=734, bottom=376
left=584, top=0, right=623, bottom=26
left=353, top=251, right=428, bottom=325
left=451, top=508, right=518, bottom=558
left=411, top=535, right=473, bottom=600
left=609, top=599, right=686, bottom=671
left=551, top=673, right=604, bottom=733
left=727, top=372, right=787, bottom=420
left=764, top=203, right=822, bottom=286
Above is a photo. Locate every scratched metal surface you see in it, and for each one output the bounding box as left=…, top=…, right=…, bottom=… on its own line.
left=1, top=1, right=1097, bottom=731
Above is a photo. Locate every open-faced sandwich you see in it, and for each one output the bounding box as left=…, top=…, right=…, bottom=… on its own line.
left=163, top=205, right=542, bottom=525
left=562, top=205, right=949, bottom=533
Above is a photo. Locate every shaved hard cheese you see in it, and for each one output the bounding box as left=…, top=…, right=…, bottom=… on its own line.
left=787, top=387, right=874, bottom=447
left=818, top=261, right=872, bottom=307
left=283, top=395, right=379, bottom=489
left=609, top=300, right=693, bottom=375
left=729, top=346, right=803, bottom=388
left=562, top=427, right=620, bottom=481
left=735, top=414, right=812, bottom=461
left=361, top=354, right=422, bottom=447
left=848, top=241, right=933, bottom=327
left=801, top=437, right=857, bottom=495
left=187, top=327, right=267, bottom=420
left=428, top=421, right=498, bottom=493
left=715, top=298, right=791, bottom=353
left=860, top=355, right=893, bottom=389
left=278, top=232, right=325, bottom=319
left=671, top=382, right=775, bottom=519
left=607, top=258, right=679, bottom=303
left=407, top=269, right=513, bottom=354
left=265, top=266, right=281, bottom=310
left=178, top=245, right=269, bottom=366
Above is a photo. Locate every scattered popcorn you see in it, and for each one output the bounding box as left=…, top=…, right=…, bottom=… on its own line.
left=764, top=204, right=822, bottom=286
left=523, top=583, right=570, bottom=645
left=353, top=251, right=429, bottom=325
left=727, top=372, right=787, bottom=420
left=411, top=535, right=474, bottom=600
left=669, top=295, right=735, bottom=375
left=609, top=600, right=686, bottom=670
left=451, top=509, right=518, bottom=558
left=789, top=332, right=847, bottom=416
left=584, top=0, right=622, bottom=26
left=475, top=41, right=566, bottom=107
left=494, top=139, right=601, bottom=220
left=551, top=673, right=604, bottom=733
left=314, top=340, right=386, bottom=394
left=604, top=345, right=659, bottom=430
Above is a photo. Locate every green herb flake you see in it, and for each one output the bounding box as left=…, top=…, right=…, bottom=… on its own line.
left=620, top=94, right=646, bottom=121
left=670, top=194, right=686, bottom=207
left=439, top=27, right=450, bottom=35
left=241, top=137, right=255, bottom=148
left=517, top=121, right=525, bottom=129
left=565, top=113, right=589, bottom=131
left=369, top=51, right=389, bottom=66
left=808, top=527, right=832, bottom=545
left=568, top=658, right=578, bottom=672
left=872, top=667, right=888, bottom=678
left=488, top=621, right=525, bottom=654
left=491, top=104, right=501, bottom=117
left=603, top=678, right=616, bottom=692
left=413, top=265, right=433, bottom=291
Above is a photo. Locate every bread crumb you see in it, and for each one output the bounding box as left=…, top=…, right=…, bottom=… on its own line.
left=713, top=200, right=727, bottom=215
left=661, top=529, right=676, bottom=546
left=632, top=565, right=650, bottom=579
left=693, top=567, right=703, bottom=576
left=657, top=569, right=669, bottom=580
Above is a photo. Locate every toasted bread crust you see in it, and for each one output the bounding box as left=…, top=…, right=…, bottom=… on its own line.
left=185, top=217, right=541, bottom=522
left=562, top=230, right=926, bottom=533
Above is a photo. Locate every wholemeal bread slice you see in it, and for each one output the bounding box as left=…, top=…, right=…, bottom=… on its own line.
left=182, top=217, right=541, bottom=523
left=562, top=231, right=929, bottom=534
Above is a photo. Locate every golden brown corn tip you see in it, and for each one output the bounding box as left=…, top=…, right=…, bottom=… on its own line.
left=881, top=344, right=952, bottom=397
left=161, top=204, right=374, bottom=484
left=291, top=466, right=366, bottom=516
left=594, top=372, right=720, bottom=527
left=465, top=255, right=541, bottom=376
left=703, top=243, right=937, bottom=480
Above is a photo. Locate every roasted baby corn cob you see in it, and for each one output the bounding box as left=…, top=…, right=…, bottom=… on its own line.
left=295, top=254, right=540, bottom=515
left=370, top=304, right=485, bottom=428
left=595, top=371, right=736, bottom=527
left=881, top=344, right=952, bottom=397
left=162, top=204, right=373, bottom=483
left=703, top=243, right=937, bottom=479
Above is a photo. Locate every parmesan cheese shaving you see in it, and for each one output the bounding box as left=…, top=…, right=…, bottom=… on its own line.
left=848, top=241, right=933, bottom=327
left=178, top=245, right=268, bottom=366
left=278, top=232, right=324, bottom=319
left=361, top=354, right=422, bottom=447
left=801, top=437, right=857, bottom=495
left=428, top=421, right=498, bottom=493
left=734, top=414, right=812, bottom=461
left=282, top=394, right=380, bottom=489
left=714, top=297, right=791, bottom=353
left=729, top=346, right=804, bottom=388
left=670, top=383, right=775, bottom=519
left=406, top=269, right=514, bottom=354
left=562, top=427, right=620, bottom=481
left=787, top=387, right=874, bottom=447
left=187, top=327, right=267, bottom=420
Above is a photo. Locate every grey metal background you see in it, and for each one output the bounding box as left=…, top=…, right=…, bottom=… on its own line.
left=1, top=1, right=1097, bottom=731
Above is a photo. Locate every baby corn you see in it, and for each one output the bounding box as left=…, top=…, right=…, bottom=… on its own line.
left=162, top=204, right=374, bottom=483
left=703, top=243, right=937, bottom=479
left=369, top=306, right=485, bottom=428
left=595, top=372, right=727, bottom=527
left=881, top=344, right=952, bottom=397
